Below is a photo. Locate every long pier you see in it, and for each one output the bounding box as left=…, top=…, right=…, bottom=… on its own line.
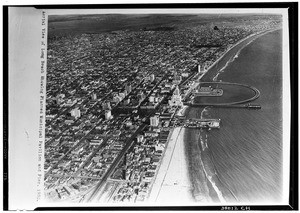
left=174, top=118, right=221, bottom=129
left=186, top=103, right=261, bottom=110
left=183, top=81, right=261, bottom=107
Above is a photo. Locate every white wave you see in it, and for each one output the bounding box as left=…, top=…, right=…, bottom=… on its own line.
left=199, top=152, right=226, bottom=203
left=198, top=106, right=227, bottom=202
left=220, top=55, right=235, bottom=71
left=212, top=37, right=257, bottom=82
left=200, top=137, right=206, bottom=151
left=213, top=73, right=220, bottom=82
left=200, top=106, right=209, bottom=119
left=234, top=39, right=255, bottom=60
left=234, top=49, right=241, bottom=59
left=207, top=175, right=227, bottom=203
left=202, top=135, right=208, bottom=151
left=212, top=56, right=235, bottom=81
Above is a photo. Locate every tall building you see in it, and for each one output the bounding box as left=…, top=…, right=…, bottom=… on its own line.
left=124, top=98, right=130, bottom=105
left=150, top=74, right=155, bottom=82
left=56, top=94, right=65, bottom=105
left=91, top=93, right=97, bottom=100
left=137, top=135, right=144, bottom=143
left=125, top=84, right=132, bottom=93
left=173, top=73, right=182, bottom=85
left=71, top=108, right=81, bottom=119
left=198, top=64, right=205, bottom=73
left=137, top=91, right=145, bottom=103
left=113, top=95, right=121, bottom=103
left=105, top=110, right=112, bottom=120
left=174, top=86, right=180, bottom=96
left=150, top=115, right=159, bottom=127
left=56, top=97, right=62, bottom=105
left=119, top=92, right=126, bottom=100
left=102, top=101, right=111, bottom=110
left=149, top=96, right=155, bottom=103
left=168, top=86, right=183, bottom=107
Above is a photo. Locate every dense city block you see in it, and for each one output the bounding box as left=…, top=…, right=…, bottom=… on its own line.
left=45, top=14, right=281, bottom=202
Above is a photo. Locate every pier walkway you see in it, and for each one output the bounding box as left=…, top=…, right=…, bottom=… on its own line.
left=184, top=81, right=261, bottom=107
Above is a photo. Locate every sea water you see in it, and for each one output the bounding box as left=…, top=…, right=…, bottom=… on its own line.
left=185, top=30, right=282, bottom=203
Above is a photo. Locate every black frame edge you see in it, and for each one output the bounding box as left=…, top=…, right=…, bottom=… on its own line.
left=3, top=5, right=9, bottom=211
left=2, top=2, right=298, bottom=211
left=288, top=2, right=299, bottom=211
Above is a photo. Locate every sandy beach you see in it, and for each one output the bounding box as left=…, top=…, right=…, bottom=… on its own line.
left=148, top=28, right=282, bottom=205
left=148, top=127, right=194, bottom=205
left=185, top=29, right=283, bottom=204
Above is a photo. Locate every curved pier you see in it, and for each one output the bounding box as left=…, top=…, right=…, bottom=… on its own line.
left=187, top=81, right=261, bottom=106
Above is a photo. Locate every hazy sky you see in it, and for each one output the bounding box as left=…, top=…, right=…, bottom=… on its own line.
left=47, top=8, right=285, bottom=16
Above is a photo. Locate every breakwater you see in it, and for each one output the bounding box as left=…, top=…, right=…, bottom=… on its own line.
left=184, top=29, right=282, bottom=203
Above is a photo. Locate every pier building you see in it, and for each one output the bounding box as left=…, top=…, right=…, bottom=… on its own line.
left=194, top=86, right=223, bottom=97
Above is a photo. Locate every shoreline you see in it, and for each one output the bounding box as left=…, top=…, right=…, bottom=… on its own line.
left=184, top=28, right=282, bottom=203
left=146, top=127, right=175, bottom=202
left=148, top=27, right=282, bottom=204
left=200, top=28, right=282, bottom=82
left=147, top=127, right=194, bottom=205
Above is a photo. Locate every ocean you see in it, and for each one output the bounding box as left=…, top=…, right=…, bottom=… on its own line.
left=184, top=29, right=282, bottom=203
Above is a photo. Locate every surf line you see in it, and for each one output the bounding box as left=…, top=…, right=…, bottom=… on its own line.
left=213, top=38, right=256, bottom=82
left=206, top=140, right=239, bottom=203
left=198, top=106, right=227, bottom=202
left=197, top=132, right=226, bottom=203
left=198, top=107, right=238, bottom=203
left=212, top=28, right=281, bottom=82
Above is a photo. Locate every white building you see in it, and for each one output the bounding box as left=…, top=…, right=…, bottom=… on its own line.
left=119, top=92, right=126, bottom=100
left=168, top=86, right=183, bottom=107
left=125, top=84, right=132, bottom=93
left=137, top=135, right=144, bottom=143
left=150, top=115, right=159, bottom=127
left=155, top=143, right=165, bottom=152
left=91, top=93, right=97, bottom=100
left=150, top=74, right=155, bottom=82
left=102, top=101, right=111, bottom=110
left=172, top=73, right=182, bottom=85
left=149, top=96, right=155, bottom=103
left=181, top=72, right=189, bottom=77
left=113, top=95, right=122, bottom=103
left=198, top=64, right=206, bottom=73
left=90, top=138, right=103, bottom=146
left=71, top=108, right=81, bottom=119
left=55, top=94, right=65, bottom=105
left=105, top=110, right=112, bottom=120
